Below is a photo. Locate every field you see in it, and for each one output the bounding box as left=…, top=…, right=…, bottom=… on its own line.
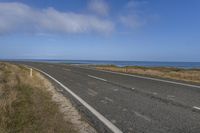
left=0, top=62, right=77, bottom=133
left=95, top=65, right=200, bottom=84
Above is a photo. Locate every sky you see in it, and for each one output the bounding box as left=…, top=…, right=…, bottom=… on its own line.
left=0, top=0, right=200, bottom=62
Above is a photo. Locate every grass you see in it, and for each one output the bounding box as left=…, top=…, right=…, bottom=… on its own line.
left=0, top=62, right=77, bottom=133
left=95, top=65, right=200, bottom=84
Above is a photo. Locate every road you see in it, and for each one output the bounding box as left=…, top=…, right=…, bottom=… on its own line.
left=15, top=62, right=200, bottom=133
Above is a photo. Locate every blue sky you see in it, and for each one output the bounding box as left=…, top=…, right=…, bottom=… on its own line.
left=0, top=0, right=200, bottom=62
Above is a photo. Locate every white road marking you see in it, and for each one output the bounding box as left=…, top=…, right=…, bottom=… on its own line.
left=87, top=89, right=98, bottom=96
left=100, top=100, right=107, bottom=104
left=104, top=97, right=114, bottom=103
left=167, top=95, right=175, bottom=98
left=29, top=66, right=123, bottom=133
left=88, top=92, right=96, bottom=97
left=193, top=106, right=200, bottom=111
left=152, top=92, right=158, bottom=95
left=88, top=75, right=107, bottom=82
left=63, top=68, right=71, bottom=71
left=81, top=67, right=200, bottom=89
left=134, top=111, right=151, bottom=122
left=111, top=119, right=117, bottom=124
left=113, top=88, right=119, bottom=91
left=122, top=108, right=127, bottom=112
left=131, top=87, right=135, bottom=90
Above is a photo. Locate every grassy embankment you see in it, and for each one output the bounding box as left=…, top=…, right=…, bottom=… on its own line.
left=95, top=65, right=200, bottom=84
left=0, top=62, right=77, bottom=133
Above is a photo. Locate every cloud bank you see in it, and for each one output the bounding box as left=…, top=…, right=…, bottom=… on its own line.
left=0, top=2, right=114, bottom=35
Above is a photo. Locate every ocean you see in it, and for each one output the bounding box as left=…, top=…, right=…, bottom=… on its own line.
left=24, top=60, right=200, bottom=69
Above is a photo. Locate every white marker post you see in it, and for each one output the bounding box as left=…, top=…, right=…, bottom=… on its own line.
left=30, top=68, right=33, bottom=77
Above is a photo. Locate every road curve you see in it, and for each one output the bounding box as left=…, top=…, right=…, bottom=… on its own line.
left=15, top=62, right=200, bottom=133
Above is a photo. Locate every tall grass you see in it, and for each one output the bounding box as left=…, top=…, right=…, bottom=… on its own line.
left=96, top=65, right=200, bottom=83
left=0, top=63, right=77, bottom=133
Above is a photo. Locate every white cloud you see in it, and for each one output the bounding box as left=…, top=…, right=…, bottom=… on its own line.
left=88, top=0, right=109, bottom=16
left=119, top=14, right=146, bottom=28
left=119, top=0, right=149, bottom=29
left=125, top=0, right=148, bottom=9
left=0, top=2, right=114, bottom=35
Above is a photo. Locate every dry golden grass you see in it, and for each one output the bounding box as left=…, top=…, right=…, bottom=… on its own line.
left=96, top=65, right=200, bottom=83
left=0, top=62, right=77, bottom=133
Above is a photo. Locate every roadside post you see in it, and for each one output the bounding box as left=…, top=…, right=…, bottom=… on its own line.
left=30, top=68, right=33, bottom=77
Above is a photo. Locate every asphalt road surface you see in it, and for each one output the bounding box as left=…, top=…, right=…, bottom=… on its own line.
left=14, top=62, right=200, bottom=133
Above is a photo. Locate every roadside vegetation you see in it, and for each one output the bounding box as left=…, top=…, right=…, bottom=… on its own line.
left=95, top=65, right=200, bottom=84
left=0, top=62, right=77, bottom=133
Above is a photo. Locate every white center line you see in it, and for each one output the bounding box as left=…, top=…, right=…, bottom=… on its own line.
left=87, top=89, right=98, bottom=96
left=80, top=67, right=200, bottom=89
left=193, top=106, right=200, bottom=110
left=63, top=68, right=71, bottom=71
left=152, top=92, right=158, bottom=95
left=134, top=111, right=151, bottom=122
left=113, top=88, right=119, bottom=91
left=167, top=95, right=175, bottom=99
left=88, top=75, right=107, bottom=82
left=104, top=97, right=114, bottom=103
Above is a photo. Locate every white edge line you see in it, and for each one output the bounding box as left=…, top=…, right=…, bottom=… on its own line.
left=88, top=75, right=107, bottom=82
left=193, top=106, right=200, bottom=110
left=26, top=66, right=123, bottom=133
left=81, top=67, right=200, bottom=89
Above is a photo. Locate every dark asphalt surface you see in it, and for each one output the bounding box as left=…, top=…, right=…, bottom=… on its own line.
left=15, top=62, right=200, bottom=133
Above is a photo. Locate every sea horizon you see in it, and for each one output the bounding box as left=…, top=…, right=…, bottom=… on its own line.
left=2, top=59, right=200, bottom=69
